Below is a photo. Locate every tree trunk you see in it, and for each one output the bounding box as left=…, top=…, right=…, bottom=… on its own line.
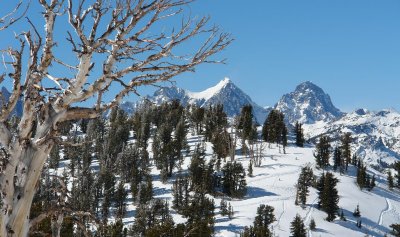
left=0, top=120, right=54, bottom=237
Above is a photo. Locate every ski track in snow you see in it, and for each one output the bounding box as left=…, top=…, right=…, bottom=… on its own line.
left=378, top=198, right=391, bottom=226
left=273, top=200, right=286, bottom=231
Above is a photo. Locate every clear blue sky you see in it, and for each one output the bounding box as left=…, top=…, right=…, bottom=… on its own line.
left=162, top=0, right=400, bottom=112
left=1, top=1, right=400, bottom=112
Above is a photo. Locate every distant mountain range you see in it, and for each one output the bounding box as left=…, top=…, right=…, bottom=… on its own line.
left=121, top=78, right=271, bottom=123
left=3, top=78, right=400, bottom=167
left=121, top=79, right=400, bottom=167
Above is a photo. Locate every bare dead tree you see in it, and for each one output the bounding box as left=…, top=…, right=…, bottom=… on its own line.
left=0, top=0, right=232, bottom=236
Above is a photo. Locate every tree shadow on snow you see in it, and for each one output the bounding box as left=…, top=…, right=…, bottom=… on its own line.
left=214, top=223, right=243, bottom=234
left=336, top=208, right=390, bottom=237
left=244, top=186, right=277, bottom=199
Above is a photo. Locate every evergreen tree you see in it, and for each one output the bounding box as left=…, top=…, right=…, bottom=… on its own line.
left=388, top=170, right=394, bottom=190
left=295, top=121, right=305, bottom=147
left=262, top=109, right=287, bottom=149
left=333, top=147, right=342, bottom=172
left=319, top=172, right=339, bottom=221
left=290, top=214, right=307, bottom=237
left=314, top=135, right=331, bottom=169
left=341, top=133, right=352, bottom=171
left=353, top=204, right=361, bottom=218
left=220, top=199, right=229, bottom=216
left=309, top=218, right=316, bottom=230
left=252, top=204, right=275, bottom=237
left=184, top=193, right=215, bottom=237
left=114, top=181, right=128, bottom=220
left=340, top=209, right=346, bottom=221
left=221, top=161, right=247, bottom=198
left=238, top=105, right=254, bottom=153
left=296, top=166, right=314, bottom=206
left=394, top=161, right=400, bottom=188
left=390, top=223, right=400, bottom=237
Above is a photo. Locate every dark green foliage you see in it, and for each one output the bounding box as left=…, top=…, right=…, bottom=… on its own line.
left=204, top=104, right=228, bottom=142
left=295, top=166, right=314, bottom=206
left=318, top=172, right=339, bottom=221
left=262, top=109, right=287, bottom=151
left=353, top=204, right=361, bottom=217
left=390, top=223, right=400, bottom=237
left=333, top=147, right=343, bottom=173
left=114, top=182, right=128, bottom=220
left=388, top=170, right=394, bottom=190
left=241, top=204, right=275, bottom=237
left=130, top=199, right=174, bottom=236
left=184, top=193, right=215, bottom=237
left=341, top=133, right=352, bottom=171
left=290, top=214, right=307, bottom=237
left=220, top=199, right=229, bottom=216
left=48, top=144, right=61, bottom=169
left=394, top=161, right=400, bottom=188
left=294, top=121, right=305, bottom=147
left=238, top=104, right=254, bottom=154
left=309, top=218, right=316, bottom=230
left=172, top=175, right=190, bottom=212
left=314, top=135, right=331, bottom=169
left=222, top=161, right=247, bottom=198
left=189, top=105, right=205, bottom=135
left=356, top=161, right=374, bottom=191
left=211, top=129, right=231, bottom=162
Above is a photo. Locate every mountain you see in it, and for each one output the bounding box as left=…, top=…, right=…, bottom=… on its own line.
left=275, top=81, right=344, bottom=125
left=304, top=108, right=400, bottom=167
left=123, top=78, right=271, bottom=123
left=0, top=87, right=23, bottom=117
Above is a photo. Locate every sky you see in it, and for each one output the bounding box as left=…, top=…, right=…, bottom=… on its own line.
left=164, top=0, right=400, bottom=112
left=1, top=1, right=400, bottom=112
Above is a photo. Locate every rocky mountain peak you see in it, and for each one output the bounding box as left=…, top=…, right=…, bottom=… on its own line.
left=275, top=81, right=344, bottom=124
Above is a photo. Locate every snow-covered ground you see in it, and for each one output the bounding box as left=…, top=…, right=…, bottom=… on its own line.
left=58, top=130, right=400, bottom=236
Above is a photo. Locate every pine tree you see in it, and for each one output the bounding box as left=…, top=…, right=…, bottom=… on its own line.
left=220, top=199, right=229, bottom=216
left=114, top=181, right=128, bottom=220
left=296, top=166, right=314, bottom=206
left=353, top=204, right=361, bottom=218
left=390, top=223, right=400, bottom=237
left=388, top=170, right=395, bottom=190
left=394, top=161, right=400, bottom=188
left=341, top=132, right=352, bottom=171
left=320, top=172, right=339, bottom=221
left=309, top=218, right=316, bottom=230
left=295, top=121, right=305, bottom=147
left=333, top=147, right=342, bottom=172
left=340, top=209, right=346, bottom=221
left=221, top=161, right=247, bottom=198
left=253, top=204, right=275, bottom=236
left=314, top=135, right=331, bottom=169
left=290, top=214, right=307, bottom=237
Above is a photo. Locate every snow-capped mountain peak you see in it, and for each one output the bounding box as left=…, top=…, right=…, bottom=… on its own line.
left=275, top=81, right=344, bottom=125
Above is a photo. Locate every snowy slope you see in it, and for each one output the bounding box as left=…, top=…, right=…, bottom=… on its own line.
left=275, top=81, right=344, bottom=125
left=121, top=78, right=271, bottom=124
left=132, top=135, right=399, bottom=236
left=304, top=109, right=400, bottom=167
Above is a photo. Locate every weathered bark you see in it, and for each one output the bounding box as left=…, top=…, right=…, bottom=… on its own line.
left=0, top=1, right=231, bottom=236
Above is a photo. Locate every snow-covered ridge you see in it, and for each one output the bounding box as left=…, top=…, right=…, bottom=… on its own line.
left=125, top=78, right=271, bottom=123
left=187, top=77, right=231, bottom=101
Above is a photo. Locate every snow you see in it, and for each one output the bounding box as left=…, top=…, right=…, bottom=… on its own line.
left=79, top=131, right=399, bottom=236
left=187, top=77, right=231, bottom=101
